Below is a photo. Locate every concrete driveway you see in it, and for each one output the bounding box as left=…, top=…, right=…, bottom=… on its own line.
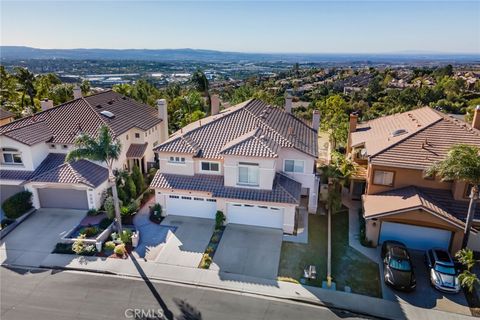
left=155, top=215, right=215, bottom=267
left=0, top=208, right=85, bottom=267
left=381, top=250, right=471, bottom=316
left=211, top=224, right=283, bottom=279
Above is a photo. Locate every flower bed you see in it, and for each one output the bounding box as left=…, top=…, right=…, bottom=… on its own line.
left=60, top=213, right=115, bottom=251
left=199, top=211, right=226, bottom=269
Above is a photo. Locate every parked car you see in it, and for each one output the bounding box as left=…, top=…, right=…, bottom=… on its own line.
left=381, top=240, right=416, bottom=291
left=425, top=248, right=460, bottom=293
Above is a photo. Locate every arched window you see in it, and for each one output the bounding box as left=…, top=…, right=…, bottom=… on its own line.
left=1, top=148, right=22, bottom=164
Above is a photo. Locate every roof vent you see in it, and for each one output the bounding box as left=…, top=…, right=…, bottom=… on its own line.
left=95, top=104, right=102, bottom=108
left=107, top=99, right=115, bottom=105
left=391, top=129, right=407, bottom=137
left=100, top=110, right=115, bottom=118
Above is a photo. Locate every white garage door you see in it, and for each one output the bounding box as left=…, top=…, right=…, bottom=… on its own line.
left=38, top=188, right=89, bottom=210
left=227, top=203, right=284, bottom=229
left=166, top=195, right=216, bottom=219
left=379, top=221, right=451, bottom=251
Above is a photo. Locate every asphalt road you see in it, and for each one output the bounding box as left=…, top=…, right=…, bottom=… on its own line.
left=0, top=266, right=374, bottom=320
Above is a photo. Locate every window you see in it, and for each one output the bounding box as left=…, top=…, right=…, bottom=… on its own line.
left=238, top=162, right=259, bottom=186
left=169, top=195, right=179, bottom=199
left=181, top=196, right=192, bottom=200
left=194, top=197, right=204, bottom=201
left=126, top=135, right=129, bottom=140
left=373, top=170, right=395, bottom=186
left=284, top=160, right=304, bottom=173
left=168, top=156, right=185, bottom=164
left=201, top=161, right=220, bottom=172
left=135, top=133, right=140, bottom=139
left=62, top=145, right=68, bottom=149
left=1, top=148, right=22, bottom=165
left=206, top=199, right=217, bottom=202
left=49, top=144, right=56, bottom=149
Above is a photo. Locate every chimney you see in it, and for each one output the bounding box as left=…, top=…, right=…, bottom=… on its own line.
left=40, top=99, right=54, bottom=111
left=157, top=99, right=169, bottom=140
left=312, top=110, right=320, bottom=132
left=473, top=105, right=480, bottom=130
left=211, top=94, right=220, bottom=116
left=347, top=113, right=359, bottom=154
left=73, top=86, right=82, bottom=99
left=284, top=92, right=293, bottom=113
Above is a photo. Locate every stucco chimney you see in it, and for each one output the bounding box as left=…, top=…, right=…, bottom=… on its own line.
left=211, top=94, right=220, bottom=115
left=157, top=99, right=169, bottom=140
left=473, top=105, right=480, bottom=130
left=312, top=110, right=321, bottom=132
left=40, top=99, right=54, bottom=111
left=73, top=86, right=82, bottom=99
left=284, top=92, right=293, bottom=113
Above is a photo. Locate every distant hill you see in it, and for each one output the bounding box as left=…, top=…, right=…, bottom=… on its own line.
left=1, top=46, right=479, bottom=63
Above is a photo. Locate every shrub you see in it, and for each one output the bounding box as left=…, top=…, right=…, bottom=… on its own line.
left=87, top=208, right=98, bottom=216
left=147, top=168, right=158, bottom=184
left=1, top=218, right=15, bottom=229
left=53, top=243, right=74, bottom=254
left=71, top=235, right=95, bottom=255
left=150, top=203, right=162, bottom=215
left=132, top=165, right=145, bottom=194
left=2, top=191, right=33, bottom=219
left=126, top=176, right=137, bottom=200
left=215, top=211, right=225, bottom=230
left=119, top=229, right=133, bottom=244
left=79, top=226, right=100, bottom=238
left=127, top=200, right=139, bottom=214
left=114, top=243, right=126, bottom=256
left=117, top=187, right=128, bottom=203
left=99, top=218, right=114, bottom=230
left=121, top=206, right=130, bottom=216
left=205, top=245, right=215, bottom=255
left=200, top=253, right=212, bottom=269
left=104, top=241, right=116, bottom=251
left=210, top=234, right=220, bottom=244
left=104, top=196, right=115, bottom=220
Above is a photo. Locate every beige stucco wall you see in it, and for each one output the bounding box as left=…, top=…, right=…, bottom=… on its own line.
left=0, top=137, right=49, bottom=171
left=223, top=155, right=276, bottom=190
left=158, top=153, right=195, bottom=175
left=366, top=164, right=452, bottom=195
left=365, top=209, right=463, bottom=254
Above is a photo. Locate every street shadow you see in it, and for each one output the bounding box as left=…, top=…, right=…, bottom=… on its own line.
left=173, top=298, right=203, bottom=320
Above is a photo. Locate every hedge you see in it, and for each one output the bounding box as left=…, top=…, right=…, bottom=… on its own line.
left=2, top=191, right=33, bottom=219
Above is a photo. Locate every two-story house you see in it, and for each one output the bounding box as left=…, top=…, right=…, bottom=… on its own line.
left=347, top=106, right=480, bottom=254
left=150, top=98, right=320, bottom=234
left=0, top=90, right=168, bottom=210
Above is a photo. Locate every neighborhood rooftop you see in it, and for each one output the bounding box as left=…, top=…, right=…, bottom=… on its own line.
left=0, top=90, right=162, bottom=145
left=154, top=99, right=318, bottom=159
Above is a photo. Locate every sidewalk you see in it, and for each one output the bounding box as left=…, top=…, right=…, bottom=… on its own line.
left=36, top=252, right=473, bottom=320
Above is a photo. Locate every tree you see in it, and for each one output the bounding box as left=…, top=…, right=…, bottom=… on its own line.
left=80, top=80, right=91, bottom=96
left=35, top=73, right=61, bottom=100
left=66, top=125, right=123, bottom=233
left=50, top=84, right=73, bottom=104
left=14, top=67, right=37, bottom=113
left=0, top=66, right=19, bottom=114
left=131, top=165, right=145, bottom=195
left=191, top=69, right=211, bottom=114
left=316, top=95, right=350, bottom=148
left=456, top=249, right=479, bottom=293
left=427, top=145, right=480, bottom=248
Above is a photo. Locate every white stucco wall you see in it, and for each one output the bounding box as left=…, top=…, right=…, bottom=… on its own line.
left=223, top=155, right=276, bottom=190
left=0, top=137, right=49, bottom=171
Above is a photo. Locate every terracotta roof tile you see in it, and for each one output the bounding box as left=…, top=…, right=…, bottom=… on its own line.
left=155, top=99, right=317, bottom=159
left=220, top=128, right=280, bottom=158
left=126, top=143, right=148, bottom=158
left=0, top=153, right=66, bottom=181
left=0, top=108, right=14, bottom=120
left=150, top=172, right=301, bottom=204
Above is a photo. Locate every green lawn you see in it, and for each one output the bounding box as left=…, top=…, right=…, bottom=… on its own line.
left=278, top=210, right=381, bottom=298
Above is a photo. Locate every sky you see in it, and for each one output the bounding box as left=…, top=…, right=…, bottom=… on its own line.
left=1, top=1, right=479, bottom=54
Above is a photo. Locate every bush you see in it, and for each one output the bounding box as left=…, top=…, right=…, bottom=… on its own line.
left=127, top=200, right=139, bottom=214
left=114, top=243, right=126, bottom=256
left=121, top=206, right=130, bottom=216
left=200, top=253, right=212, bottom=269
left=79, top=226, right=100, bottom=237
left=2, top=191, right=33, bottom=219
left=117, top=187, right=128, bottom=203
left=1, top=218, right=15, bottom=229
left=104, top=241, right=116, bottom=251
left=150, top=203, right=162, bottom=215
left=104, top=196, right=115, bottom=220
left=119, top=229, right=133, bottom=244
left=210, top=234, right=220, bottom=244
left=205, top=245, right=215, bottom=255
left=215, top=211, right=225, bottom=229
left=53, top=243, right=74, bottom=254
left=99, top=218, right=114, bottom=230
left=126, top=176, right=137, bottom=200
left=132, top=165, right=145, bottom=195
left=71, top=235, right=96, bottom=255
left=87, top=208, right=98, bottom=216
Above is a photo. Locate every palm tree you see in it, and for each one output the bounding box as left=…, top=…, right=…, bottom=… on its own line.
left=66, top=125, right=123, bottom=233
left=14, top=67, right=36, bottom=112
left=191, top=69, right=211, bottom=114
left=455, top=249, right=479, bottom=293
left=427, top=144, right=480, bottom=248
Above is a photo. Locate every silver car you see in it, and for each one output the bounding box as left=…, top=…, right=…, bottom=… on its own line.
left=425, top=248, right=460, bottom=293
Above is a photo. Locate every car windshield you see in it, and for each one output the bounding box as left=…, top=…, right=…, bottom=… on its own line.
left=434, top=264, right=456, bottom=275
left=389, top=259, right=411, bottom=271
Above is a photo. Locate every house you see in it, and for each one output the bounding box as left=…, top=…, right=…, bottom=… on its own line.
left=0, top=108, right=15, bottom=126
left=150, top=97, right=320, bottom=234
left=347, top=105, right=480, bottom=254
left=0, top=90, right=168, bottom=210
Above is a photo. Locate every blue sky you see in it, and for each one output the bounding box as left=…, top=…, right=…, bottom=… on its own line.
left=1, top=1, right=479, bottom=53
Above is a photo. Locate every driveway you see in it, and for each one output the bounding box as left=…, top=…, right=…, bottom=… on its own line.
left=381, top=250, right=471, bottom=316
left=211, top=224, right=283, bottom=279
left=0, top=208, right=85, bottom=267
left=155, top=215, right=215, bottom=267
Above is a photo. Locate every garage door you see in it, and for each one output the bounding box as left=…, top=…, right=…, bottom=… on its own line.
left=227, top=203, right=284, bottom=229
left=379, top=221, right=451, bottom=251
left=1, top=185, right=24, bottom=204
left=166, top=195, right=217, bottom=219
left=38, top=188, right=89, bottom=210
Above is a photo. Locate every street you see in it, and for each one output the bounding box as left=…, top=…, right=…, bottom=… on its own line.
left=0, top=266, right=374, bottom=320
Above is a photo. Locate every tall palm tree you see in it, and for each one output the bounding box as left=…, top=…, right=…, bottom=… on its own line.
left=191, top=69, right=211, bottom=114
left=66, top=125, right=123, bottom=233
left=14, top=67, right=36, bottom=112
left=427, top=144, right=480, bottom=248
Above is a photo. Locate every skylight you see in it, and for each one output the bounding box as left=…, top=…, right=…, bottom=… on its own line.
left=391, top=129, right=407, bottom=137
left=100, top=110, right=115, bottom=118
